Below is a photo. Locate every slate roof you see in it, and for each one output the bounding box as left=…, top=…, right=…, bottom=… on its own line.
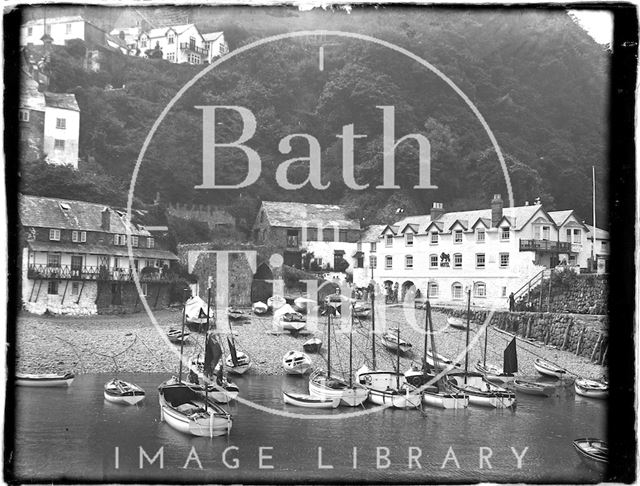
left=548, top=210, right=578, bottom=227
left=359, top=224, right=386, bottom=242
left=202, top=32, right=223, bottom=42
left=260, top=201, right=360, bottom=230
left=28, top=241, right=178, bottom=260
left=585, top=225, right=609, bottom=240
left=44, top=92, right=80, bottom=111
left=394, top=204, right=544, bottom=233
left=20, top=194, right=150, bottom=236
left=145, top=24, right=198, bottom=39
left=23, top=16, right=86, bottom=27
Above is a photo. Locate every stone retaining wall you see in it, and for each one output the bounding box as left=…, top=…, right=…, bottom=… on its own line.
left=435, top=306, right=608, bottom=363
left=524, top=273, right=608, bottom=315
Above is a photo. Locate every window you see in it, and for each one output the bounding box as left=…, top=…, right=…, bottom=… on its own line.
left=47, top=253, right=61, bottom=267
left=542, top=226, right=550, bottom=241
left=476, top=253, right=485, bottom=269
left=454, top=230, right=463, bottom=243
left=72, top=231, right=78, bottom=242
left=428, top=282, right=439, bottom=298
left=56, top=118, right=66, bottom=129
left=322, top=228, right=335, bottom=242
left=476, top=229, right=485, bottom=243
left=49, top=229, right=61, bottom=241
left=385, top=256, right=393, bottom=270
left=453, top=253, right=462, bottom=268
left=356, top=242, right=362, bottom=251
left=147, top=237, right=155, bottom=249
left=316, top=258, right=323, bottom=267
left=369, top=255, right=377, bottom=269
left=430, top=232, right=439, bottom=244
left=569, top=255, right=577, bottom=265
left=71, top=231, right=86, bottom=243
left=500, top=227, right=510, bottom=241
left=131, top=236, right=139, bottom=247
left=47, top=281, right=58, bottom=295
left=566, top=229, right=571, bottom=241
left=54, top=139, right=65, bottom=150
left=188, top=53, right=200, bottom=64
left=370, top=242, right=377, bottom=253
left=80, top=231, right=86, bottom=242
left=385, top=234, right=393, bottom=247
left=27, top=27, right=32, bottom=36
left=168, top=34, right=175, bottom=44
left=451, top=283, right=463, bottom=300
left=405, top=233, right=414, bottom=246
left=500, top=252, right=510, bottom=268
left=166, top=52, right=175, bottom=62
left=405, top=255, right=413, bottom=269
left=71, top=282, right=79, bottom=295
left=114, top=234, right=126, bottom=246
left=501, top=286, right=507, bottom=297
left=141, top=39, right=147, bottom=48
left=601, top=241, right=608, bottom=252
left=474, top=282, right=486, bottom=298
left=19, top=109, right=29, bottom=122
left=65, top=23, right=72, bottom=34
left=339, top=230, right=347, bottom=242
left=429, top=254, right=438, bottom=269
left=306, top=228, right=318, bottom=241
left=573, top=229, right=582, bottom=244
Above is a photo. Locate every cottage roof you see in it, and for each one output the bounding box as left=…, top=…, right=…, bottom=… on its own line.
left=44, top=92, right=80, bottom=111
left=23, top=16, right=86, bottom=27
left=28, top=241, right=178, bottom=260
left=19, top=194, right=150, bottom=236
left=359, top=225, right=386, bottom=242
left=394, top=204, right=542, bottom=233
left=585, top=224, right=609, bottom=240
left=260, top=201, right=360, bottom=230
left=202, top=31, right=223, bottom=42
left=146, top=23, right=197, bottom=39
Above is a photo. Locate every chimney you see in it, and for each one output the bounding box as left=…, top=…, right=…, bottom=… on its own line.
left=101, top=207, right=111, bottom=231
left=491, top=194, right=503, bottom=227
left=430, top=202, right=444, bottom=221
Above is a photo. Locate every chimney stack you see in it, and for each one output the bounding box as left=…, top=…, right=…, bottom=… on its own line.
left=101, top=207, right=111, bottom=231
left=491, top=194, right=503, bottom=227
left=430, top=202, right=444, bottom=221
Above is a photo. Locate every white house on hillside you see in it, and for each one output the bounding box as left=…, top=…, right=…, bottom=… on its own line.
left=202, top=31, right=228, bottom=62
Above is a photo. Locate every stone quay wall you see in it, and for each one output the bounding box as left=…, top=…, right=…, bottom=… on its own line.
left=525, top=273, right=608, bottom=315
left=435, top=306, right=608, bottom=364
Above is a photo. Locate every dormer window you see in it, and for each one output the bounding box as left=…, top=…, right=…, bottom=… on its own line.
left=168, top=33, right=175, bottom=44
left=49, top=229, right=61, bottom=241
left=131, top=236, right=139, bottom=247
left=430, top=232, right=439, bottom=244
left=385, top=234, right=393, bottom=247
left=454, top=230, right=463, bottom=243
left=405, top=233, right=413, bottom=246
left=500, top=227, right=510, bottom=241
left=476, top=228, right=485, bottom=243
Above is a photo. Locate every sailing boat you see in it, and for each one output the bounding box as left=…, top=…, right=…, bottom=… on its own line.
left=445, top=289, right=516, bottom=409
left=187, top=286, right=240, bottom=404
left=405, top=300, right=468, bottom=409
left=475, top=323, right=517, bottom=385
left=158, top=305, right=233, bottom=437
left=356, top=294, right=421, bottom=409
left=308, top=302, right=369, bottom=407
left=224, top=308, right=252, bottom=375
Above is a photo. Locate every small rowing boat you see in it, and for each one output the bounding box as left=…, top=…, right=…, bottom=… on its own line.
left=447, top=316, right=468, bottom=329
left=513, top=378, right=551, bottom=397
left=283, top=391, right=340, bottom=409
left=227, top=307, right=246, bottom=320
left=167, top=328, right=190, bottom=344
left=475, top=361, right=515, bottom=384
left=574, top=378, right=608, bottom=399
left=534, top=358, right=567, bottom=379
left=426, top=350, right=463, bottom=372
left=381, top=328, right=412, bottom=353
left=267, top=295, right=286, bottom=310
left=104, top=379, right=146, bottom=405
left=303, top=337, right=322, bottom=354
left=573, top=438, right=607, bottom=473
left=252, top=301, right=268, bottom=314
left=282, top=351, right=312, bottom=375
left=446, top=372, right=516, bottom=408
left=224, top=351, right=252, bottom=375
left=16, top=372, right=75, bottom=387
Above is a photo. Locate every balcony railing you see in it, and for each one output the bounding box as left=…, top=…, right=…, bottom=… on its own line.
left=27, top=264, right=175, bottom=282
left=179, top=43, right=208, bottom=56
left=519, top=239, right=573, bottom=253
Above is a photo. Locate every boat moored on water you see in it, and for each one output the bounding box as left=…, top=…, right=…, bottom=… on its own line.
left=574, top=378, right=608, bottom=399
left=308, top=369, right=369, bottom=407
left=356, top=365, right=421, bottom=409
left=534, top=358, right=567, bottom=379
left=513, top=378, right=551, bottom=397
left=446, top=371, right=516, bottom=408
left=282, top=351, right=312, bottom=375
left=573, top=438, right=607, bottom=473
left=189, top=351, right=240, bottom=403
left=16, top=372, right=75, bottom=387
left=475, top=361, right=515, bottom=385
left=282, top=391, right=340, bottom=409
left=104, top=379, right=146, bottom=405
left=158, top=378, right=232, bottom=437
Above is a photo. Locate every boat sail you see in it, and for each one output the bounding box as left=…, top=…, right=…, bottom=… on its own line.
left=445, top=289, right=516, bottom=409
left=476, top=330, right=518, bottom=384
left=356, top=293, right=421, bottom=409
left=308, top=301, right=368, bottom=407
left=158, top=304, right=232, bottom=437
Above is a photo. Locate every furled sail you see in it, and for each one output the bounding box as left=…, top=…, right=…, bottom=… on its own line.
left=204, top=333, right=223, bottom=376
left=503, top=337, right=518, bottom=374
left=227, top=337, right=240, bottom=367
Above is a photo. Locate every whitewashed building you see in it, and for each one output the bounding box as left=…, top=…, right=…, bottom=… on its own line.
left=353, top=195, right=608, bottom=309
left=202, top=31, right=228, bottom=62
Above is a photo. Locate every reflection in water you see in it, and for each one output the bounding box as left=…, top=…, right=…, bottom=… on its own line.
left=10, top=373, right=606, bottom=483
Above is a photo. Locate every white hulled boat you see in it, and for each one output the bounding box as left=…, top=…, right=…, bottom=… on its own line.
left=104, top=379, right=145, bottom=405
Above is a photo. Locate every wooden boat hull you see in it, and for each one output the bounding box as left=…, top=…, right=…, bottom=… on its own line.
left=381, top=336, right=412, bottom=354
left=447, top=373, right=516, bottom=408
left=16, top=372, right=74, bottom=387
left=104, top=379, right=145, bottom=405
left=447, top=316, right=467, bottom=329
left=167, top=329, right=190, bottom=344
left=281, top=320, right=307, bottom=332
left=534, top=359, right=567, bottom=379
left=356, top=367, right=420, bottom=409
left=513, top=379, right=550, bottom=397
left=367, top=387, right=421, bottom=409
left=267, top=296, right=286, bottom=310
left=308, top=371, right=369, bottom=407
left=188, top=355, right=240, bottom=403
left=252, top=302, right=268, bottom=314
left=224, top=353, right=252, bottom=375
left=426, top=351, right=463, bottom=372
left=158, top=380, right=232, bottom=437
left=283, top=391, right=340, bottom=408
left=574, top=379, right=608, bottom=399
left=421, top=388, right=469, bottom=409
left=303, top=338, right=322, bottom=354
left=573, top=438, right=607, bottom=473
left=475, top=362, right=514, bottom=385
left=282, top=351, right=312, bottom=375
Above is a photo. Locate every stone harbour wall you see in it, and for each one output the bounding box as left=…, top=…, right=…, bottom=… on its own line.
left=23, top=280, right=99, bottom=316
left=525, top=273, right=608, bottom=315
left=436, top=307, right=608, bottom=363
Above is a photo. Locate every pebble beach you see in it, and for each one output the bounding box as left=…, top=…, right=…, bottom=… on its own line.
left=14, top=306, right=606, bottom=380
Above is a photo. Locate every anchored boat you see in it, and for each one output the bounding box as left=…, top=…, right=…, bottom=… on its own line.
left=534, top=358, right=567, bottom=379
left=574, top=378, right=608, bottom=399
left=104, top=379, right=146, bottom=405
left=513, top=378, right=551, bottom=397
left=282, top=391, right=340, bottom=409
left=573, top=438, right=607, bottom=473
left=15, top=372, right=75, bottom=387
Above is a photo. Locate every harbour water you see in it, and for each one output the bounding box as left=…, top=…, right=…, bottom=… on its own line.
left=9, top=373, right=606, bottom=483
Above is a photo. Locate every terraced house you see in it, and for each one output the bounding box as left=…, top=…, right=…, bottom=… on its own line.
left=19, top=195, right=178, bottom=315
left=354, top=194, right=609, bottom=309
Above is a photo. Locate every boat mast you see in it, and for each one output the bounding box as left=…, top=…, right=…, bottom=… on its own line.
left=464, top=288, right=471, bottom=384
left=483, top=318, right=488, bottom=368
left=396, top=327, right=400, bottom=390
left=371, top=289, right=376, bottom=369
left=327, top=309, right=331, bottom=379
left=349, top=304, right=354, bottom=387
left=178, top=304, right=186, bottom=383
left=205, top=278, right=212, bottom=407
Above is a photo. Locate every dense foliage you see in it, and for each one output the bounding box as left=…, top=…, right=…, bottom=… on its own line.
left=22, top=8, right=610, bottom=229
